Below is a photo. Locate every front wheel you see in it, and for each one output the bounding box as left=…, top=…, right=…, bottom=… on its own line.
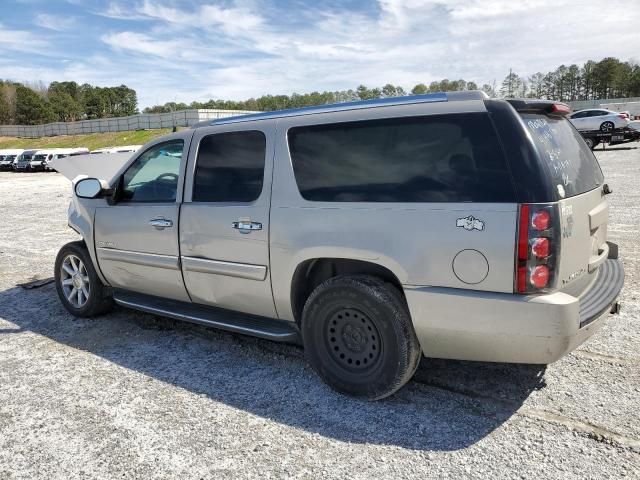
left=302, top=275, right=421, bottom=400
left=55, top=241, right=114, bottom=317
left=600, top=121, right=614, bottom=133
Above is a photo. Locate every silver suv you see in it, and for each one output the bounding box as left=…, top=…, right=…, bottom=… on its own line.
left=55, top=91, right=624, bottom=399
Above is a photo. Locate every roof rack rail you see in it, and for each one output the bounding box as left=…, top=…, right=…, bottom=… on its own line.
left=194, top=90, right=489, bottom=128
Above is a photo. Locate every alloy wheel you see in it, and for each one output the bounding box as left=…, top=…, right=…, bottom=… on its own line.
left=60, top=254, right=90, bottom=308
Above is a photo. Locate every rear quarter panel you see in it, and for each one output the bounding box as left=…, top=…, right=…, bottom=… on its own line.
left=269, top=102, right=518, bottom=322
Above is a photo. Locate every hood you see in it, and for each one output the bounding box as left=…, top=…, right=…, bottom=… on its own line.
left=50, top=152, right=134, bottom=184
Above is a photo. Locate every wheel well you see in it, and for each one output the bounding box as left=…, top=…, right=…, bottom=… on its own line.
left=290, top=258, right=404, bottom=325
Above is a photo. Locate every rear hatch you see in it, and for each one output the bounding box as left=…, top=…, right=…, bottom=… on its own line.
left=520, top=111, right=607, bottom=296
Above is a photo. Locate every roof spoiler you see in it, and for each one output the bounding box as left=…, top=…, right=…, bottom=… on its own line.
left=506, top=99, right=571, bottom=117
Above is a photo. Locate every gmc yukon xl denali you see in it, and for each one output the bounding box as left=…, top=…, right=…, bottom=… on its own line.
left=55, top=91, right=624, bottom=399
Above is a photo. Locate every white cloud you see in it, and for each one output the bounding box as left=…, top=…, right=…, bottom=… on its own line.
left=0, top=23, right=49, bottom=54
left=14, top=0, right=640, bottom=108
left=34, top=13, right=78, bottom=31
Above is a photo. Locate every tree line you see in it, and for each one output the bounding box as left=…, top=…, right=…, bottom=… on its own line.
left=500, top=57, right=640, bottom=101
left=144, top=57, right=640, bottom=114
left=2, top=57, right=638, bottom=125
left=143, top=80, right=493, bottom=114
left=0, top=80, right=137, bottom=125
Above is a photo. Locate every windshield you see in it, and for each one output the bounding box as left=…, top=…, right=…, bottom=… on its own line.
left=20, top=154, right=33, bottom=161
left=33, top=154, right=47, bottom=161
left=521, top=114, right=604, bottom=198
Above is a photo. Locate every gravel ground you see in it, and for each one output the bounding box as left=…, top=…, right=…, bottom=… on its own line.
left=0, top=147, right=639, bottom=479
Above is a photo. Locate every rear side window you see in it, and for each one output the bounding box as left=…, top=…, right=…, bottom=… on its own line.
left=522, top=114, right=603, bottom=198
left=288, top=113, right=515, bottom=202
left=193, top=131, right=266, bottom=202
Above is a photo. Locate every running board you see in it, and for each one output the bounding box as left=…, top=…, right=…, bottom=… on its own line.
left=113, top=290, right=300, bottom=343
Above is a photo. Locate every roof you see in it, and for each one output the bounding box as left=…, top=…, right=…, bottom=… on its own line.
left=195, top=90, right=489, bottom=128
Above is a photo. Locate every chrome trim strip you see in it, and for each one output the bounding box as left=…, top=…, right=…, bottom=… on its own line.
left=97, top=248, right=180, bottom=270
left=181, top=256, right=267, bottom=281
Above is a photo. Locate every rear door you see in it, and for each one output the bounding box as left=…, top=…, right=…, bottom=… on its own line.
left=179, top=122, right=277, bottom=318
left=521, top=114, right=607, bottom=295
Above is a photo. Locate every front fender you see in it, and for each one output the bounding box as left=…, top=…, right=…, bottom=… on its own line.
left=67, top=195, right=109, bottom=286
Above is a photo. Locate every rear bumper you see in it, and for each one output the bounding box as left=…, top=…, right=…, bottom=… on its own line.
left=405, top=259, right=624, bottom=364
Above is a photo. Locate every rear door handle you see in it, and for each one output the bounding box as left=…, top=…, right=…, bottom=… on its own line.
left=149, top=218, right=173, bottom=230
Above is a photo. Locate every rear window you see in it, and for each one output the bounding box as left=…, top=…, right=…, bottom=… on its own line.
left=522, top=114, right=603, bottom=198
left=288, top=113, right=515, bottom=203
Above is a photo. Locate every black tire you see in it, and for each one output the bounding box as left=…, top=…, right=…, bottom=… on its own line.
left=301, top=275, right=421, bottom=400
left=600, top=121, right=614, bottom=133
left=584, top=137, right=595, bottom=149
left=54, top=241, right=114, bottom=317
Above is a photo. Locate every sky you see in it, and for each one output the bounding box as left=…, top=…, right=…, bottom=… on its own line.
left=0, top=0, right=639, bottom=109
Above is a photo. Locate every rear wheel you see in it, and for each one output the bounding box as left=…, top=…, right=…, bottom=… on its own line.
left=301, top=275, right=421, bottom=400
left=55, top=241, right=113, bottom=317
left=584, top=137, right=599, bottom=150
left=600, top=121, right=614, bottom=133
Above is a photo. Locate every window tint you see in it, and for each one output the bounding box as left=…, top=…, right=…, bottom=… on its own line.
left=121, top=140, right=184, bottom=202
left=193, top=131, right=266, bottom=202
left=522, top=114, right=603, bottom=198
left=288, top=114, right=514, bottom=203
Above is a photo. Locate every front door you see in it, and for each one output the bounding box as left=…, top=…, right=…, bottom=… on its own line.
left=180, top=122, right=277, bottom=318
left=94, top=137, right=191, bottom=301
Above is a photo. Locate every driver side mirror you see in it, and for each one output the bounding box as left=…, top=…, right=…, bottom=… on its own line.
left=75, top=178, right=110, bottom=199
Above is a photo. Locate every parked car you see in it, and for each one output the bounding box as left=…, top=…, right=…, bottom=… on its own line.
left=14, top=149, right=38, bottom=171
left=569, top=108, right=630, bottom=132
left=54, top=92, right=624, bottom=400
left=0, top=149, right=23, bottom=171
left=30, top=150, right=56, bottom=171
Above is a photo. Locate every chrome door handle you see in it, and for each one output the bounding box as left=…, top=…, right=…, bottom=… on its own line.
left=232, top=220, right=262, bottom=233
left=149, top=218, right=173, bottom=229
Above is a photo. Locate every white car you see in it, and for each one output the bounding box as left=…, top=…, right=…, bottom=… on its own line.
left=569, top=109, right=630, bottom=132
left=0, top=149, right=24, bottom=171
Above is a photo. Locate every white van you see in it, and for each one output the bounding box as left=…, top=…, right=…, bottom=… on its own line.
left=0, top=149, right=24, bottom=171
left=30, top=149, right=57, bottom=171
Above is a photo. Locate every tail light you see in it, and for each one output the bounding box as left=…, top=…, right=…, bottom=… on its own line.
left=515, top=204, right=559, bottom=294
left=619, top=114, right=628, bottom=120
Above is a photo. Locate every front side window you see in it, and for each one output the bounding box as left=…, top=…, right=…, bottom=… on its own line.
left=193, top=131, right=266, bottom=202
left=288, top=114, right=515, bottom=202
left=121, top=140, right=184, bottom=203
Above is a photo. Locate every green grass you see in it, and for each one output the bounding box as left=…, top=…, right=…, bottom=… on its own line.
left=0, top=129, right=171, bottom=150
